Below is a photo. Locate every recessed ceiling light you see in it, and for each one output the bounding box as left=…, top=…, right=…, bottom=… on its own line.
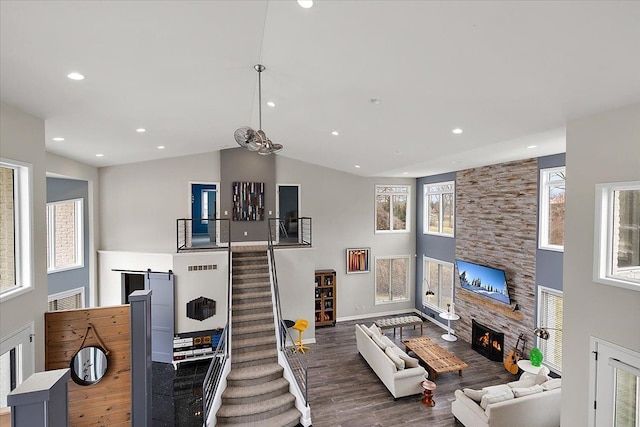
left=369, top=98, right=382, bottom=105
left=393, top=150, right=402, bottom=155
left=331, top=131, right=339, bottom=136
left=52, top=137, right=65, bottom=142
left=157, top=146, right=165, bottom=150
left=95, top=153, right=104, bottom=157
left=355, top=165, right=361, bottom=169
left=452, top=128, right=463, bottom=134
left=136, top=128, right=146, bottom=133
left=67, top=72, right=85, bottom=81
left=403, top=172, right=409, bottom=175
left=267, top=101, right=276, bottom=107
left=297, top=0, right=313, bottom=8
left=527, top=145, right=537, bottom=149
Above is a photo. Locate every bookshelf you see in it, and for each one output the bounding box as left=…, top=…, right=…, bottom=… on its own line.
left=315, top=269, right=336, bottom=327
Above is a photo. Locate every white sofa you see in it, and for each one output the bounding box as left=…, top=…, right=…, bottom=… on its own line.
left=451, top=373, right=561, bottom=427
left=355, top=324, right=427, bottom=398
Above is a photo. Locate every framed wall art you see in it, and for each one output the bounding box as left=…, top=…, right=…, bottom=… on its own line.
left=346, top=248, right=370, bottom=274
left=232, top=181, right=265, bottom=221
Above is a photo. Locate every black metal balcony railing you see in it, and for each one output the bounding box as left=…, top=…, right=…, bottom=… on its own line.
left=177, top=218, right=230, bottom=252
left=268, top=217, right=312, bottom=246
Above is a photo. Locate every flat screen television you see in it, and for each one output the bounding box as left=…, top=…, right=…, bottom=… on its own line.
left=455, top=259, right=511, bottom=305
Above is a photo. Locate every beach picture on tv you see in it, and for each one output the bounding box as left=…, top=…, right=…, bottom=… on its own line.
left=455, top=259, right=511, bottom=305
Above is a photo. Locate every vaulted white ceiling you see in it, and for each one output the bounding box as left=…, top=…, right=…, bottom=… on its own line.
left=2, top=1, right=639, bottom=177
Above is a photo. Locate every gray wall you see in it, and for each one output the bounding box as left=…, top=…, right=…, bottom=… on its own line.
left=562, top=103, right=640, bottom=424
left=46, top=177, right=90, bottom=307
left=220, top=148, right=276, bottom=242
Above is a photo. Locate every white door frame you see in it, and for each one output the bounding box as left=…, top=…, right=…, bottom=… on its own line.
left=1, top=322, right=35, bottom=407
left=188, top=181, right=221, bottom=245
left=276, top=183, right=301, bottom=244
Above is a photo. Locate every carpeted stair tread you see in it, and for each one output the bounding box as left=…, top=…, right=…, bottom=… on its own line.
left=232, top=300, right=273, bottom=311
left=233, top=311, right=273, bottom=323
left=222, top=377, right=289, bottom=400
left=233, top=334, right=276, bottom=349
left=227, top=363, right=283, bottom=382
left=233, top=323, right=275, bottom=336
left=216, top=392, right=295, bottom=418
left=232, top=290, right=272, bottom=301
left=217, top=407, right=301, bottom=427
left=233, top=271, right=270, bottom=278
left=233, top=348, right=278, bottom=364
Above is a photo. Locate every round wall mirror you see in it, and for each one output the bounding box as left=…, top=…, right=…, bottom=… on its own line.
left=70, top=346, right=108, bottom=386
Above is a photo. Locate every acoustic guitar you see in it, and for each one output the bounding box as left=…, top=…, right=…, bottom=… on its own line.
left=504, top=333, right=526, bottom=374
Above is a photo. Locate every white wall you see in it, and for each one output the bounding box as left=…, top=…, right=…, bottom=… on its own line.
left=99, top=152, right=220, bottom=252
left=276, top=156, right=417, bottom=320
left=0, top=102, right=47, bottom=371
left=562, top=103, right=640, bottom=425
left=46, top=152, right=100, bottom=306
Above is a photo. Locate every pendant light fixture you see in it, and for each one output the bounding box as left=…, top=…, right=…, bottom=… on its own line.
left=234, top=64, right=283, bottom=155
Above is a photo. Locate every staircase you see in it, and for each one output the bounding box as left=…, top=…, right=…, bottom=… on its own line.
left=215, top=248, right=301, bottom=426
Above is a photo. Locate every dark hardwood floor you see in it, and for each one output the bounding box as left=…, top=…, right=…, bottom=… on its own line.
left=303, top=314, right=516, bottom=427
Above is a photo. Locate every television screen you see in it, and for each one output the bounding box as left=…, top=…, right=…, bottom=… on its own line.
left=455, top=259, right=511, bottom=305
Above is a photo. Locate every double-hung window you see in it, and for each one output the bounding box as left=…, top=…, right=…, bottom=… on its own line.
left=47, top=198, right=84, bottom=273
left=424, top=181, right=454, bottom=236
left=375, top=255, right=410, bottom=303
left=422, top=257, right=454, bottom=312
left=0, top=159, right=33, bottom=301
left=595, top=181, right=640, bottom=291
left=539, top=167, right=566, bottom=251
left=375, top=185, right=409, bottom=232
left=537, top=286, right=563, bottom=373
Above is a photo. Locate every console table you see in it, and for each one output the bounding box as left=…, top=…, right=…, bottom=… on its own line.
left=439, top=312, right=460, bottom=342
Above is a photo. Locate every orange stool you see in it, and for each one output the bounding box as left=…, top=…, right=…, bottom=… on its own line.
left=292, top=319, right=310, bottom=353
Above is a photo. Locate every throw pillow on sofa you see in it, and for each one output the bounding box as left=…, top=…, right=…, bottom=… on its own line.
left=371, top=333, right=387, bottom=350
left=361, top=324, right=374, bottom=338
left=369, top=324, right=383, bottom=338
left=390, top=346, right=419, bottom=368
left=541, top=378, right=562, bottom=391
left=480, top=388, right=514, bottom=410
left=511, top=384, right=544, bottom=398
left=507, top=378, right=536, bottom=389
left=482, top=384, right=513, bottom=395
left=384, top=346, right=405, bottom=370
left=380, top=335, right=396, bottom=349
left=463, top=388, right=487, bottom=402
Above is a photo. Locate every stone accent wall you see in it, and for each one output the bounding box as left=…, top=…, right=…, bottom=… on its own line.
left=455, top=158, right=538, bottom=359
left=0, top=166, right=15, bottom=292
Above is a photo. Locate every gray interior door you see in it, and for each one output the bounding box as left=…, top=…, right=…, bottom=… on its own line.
left=144, top=272, right=175, bottom=363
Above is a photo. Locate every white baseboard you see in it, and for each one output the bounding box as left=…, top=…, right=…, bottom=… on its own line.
left=337, top=308, right=449, bottom=333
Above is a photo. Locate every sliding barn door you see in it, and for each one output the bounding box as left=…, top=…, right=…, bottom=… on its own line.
left=145, top=272, right=175, bottom=363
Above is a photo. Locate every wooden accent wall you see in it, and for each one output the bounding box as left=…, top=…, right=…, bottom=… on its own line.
left=455, top=159, right=537, bottom=360
left=45, top=306, right=131, bottom=426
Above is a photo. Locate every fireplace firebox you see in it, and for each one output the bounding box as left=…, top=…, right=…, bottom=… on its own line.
left=471, top=319, right=504, bottom=362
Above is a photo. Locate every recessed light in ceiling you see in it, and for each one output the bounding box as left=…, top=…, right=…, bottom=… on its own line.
left=267, top=101, right=276, bottom=107
left=393, top=150, right=402, bottom=155
left=67, top=72, right=85, bottom=81
left=136, top=128, right=146, bottom=133
left=452, top=128, right=463, bottom=134
left=403, top=172, right=409, bottom=175
left=331, top=131, right=339, bottom=136
left=52, top=137, right=65, bottom=142
left=297, top=0, right=313, bottom=8
left=527, top=145, right=537, bottom=149
left=95, top=153, right=104, bottom=157
left=355, top=165, right=361, bottom=169
left=369, top=98, right=382, bottom=105
left=157, top=146, right=165, bottom=150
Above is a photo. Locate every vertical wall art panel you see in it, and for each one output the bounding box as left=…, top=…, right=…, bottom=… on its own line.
left=232, top=181, right=265, bottom=221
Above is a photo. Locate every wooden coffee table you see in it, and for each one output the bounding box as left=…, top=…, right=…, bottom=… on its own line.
left=403, top=336, right=468, bottom=380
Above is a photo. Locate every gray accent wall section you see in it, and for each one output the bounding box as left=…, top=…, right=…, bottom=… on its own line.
left=415, top=172, right=456, bottom=321
left=47, top=177, right=90, bottom=306
left=220, top=148, right=276, bottom=242
left=535, top=153, right=566, bottom=292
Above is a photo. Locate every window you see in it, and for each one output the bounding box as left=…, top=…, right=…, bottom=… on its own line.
left=375, top=256, right=409, bottom=303
left=0, top=159, right=32, bottom=301
left=424, top=181, right=454, bottom=236
left=422, top=257, right=454, bottom=312
left=595, top=181, right=640, bottom=291
left=375, top=185, right=409, bottom=232
left=539, top=167, right=566, bottom=251
left=48, top=287, right=85, bottom=311
left=47, top=198, right=83, bottom=273
left=537, top=286, right=563, bottom=373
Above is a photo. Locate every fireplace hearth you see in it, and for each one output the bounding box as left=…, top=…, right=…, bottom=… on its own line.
left=471, top=319, right=504, bottom=362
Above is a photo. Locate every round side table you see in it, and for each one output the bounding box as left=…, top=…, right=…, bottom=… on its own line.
left=438, top=312, right=460, bottom=342
left=421, top=380, right=436, bottom=407
left=517, top=359, right=543, bottom=374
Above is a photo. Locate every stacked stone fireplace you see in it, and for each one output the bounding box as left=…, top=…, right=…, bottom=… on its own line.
left=471, top=319, right=504, bottom=362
